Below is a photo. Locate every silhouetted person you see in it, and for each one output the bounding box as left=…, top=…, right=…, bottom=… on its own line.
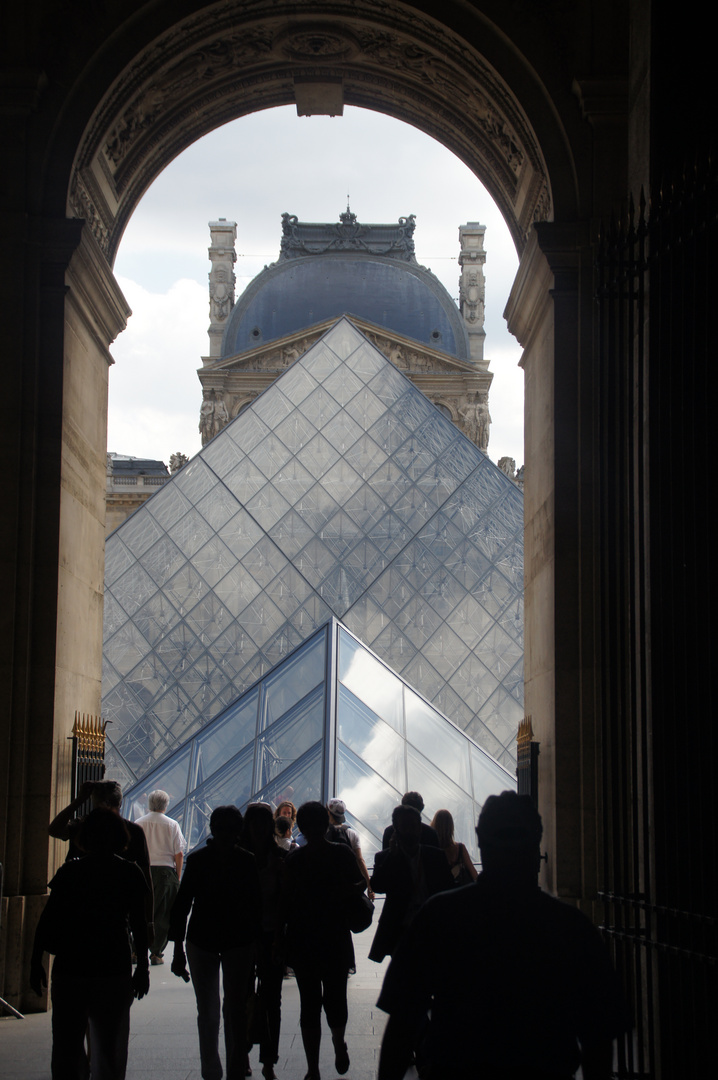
left=369, top=805, right=453, bottom=963
left=381, top=792, right=439, bottom=849
left=284, top=801, right=365, bottom=1080
left=243, top=803, right=288, bottom=1080
left=136, top=789, right=185, bottom=965
left=377, top=792, right=628, bottom=1080
left=326, top=798, right=374, bottom=899
left=49, top=779, right=154, bottom=936
left=430, top=808, right=477, bottom=886
left=170, top=805, right=261, bottom=1080
left=274, top=814, right=297, bottom=852
left=30, top=809, right=150, bottom=1080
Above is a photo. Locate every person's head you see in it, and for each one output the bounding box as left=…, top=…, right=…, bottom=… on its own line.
left=392, top=804, right=422, bottom=854
left=326, top=798, right=346, bottom=824
left=401, top=791, right=425, bottom=813
left=77, top=808, right=129, bottom=855
left=275, top=815, right=293, bottom=838
left=431, top=809, right=455, bottom=849
left=244, top=802, right=276, bottom=852
left=209, top=804, right=244, bottom=843
left=148, top=789, right=170, bottom=813
left=477, top=792, right=542, bottom=883
left=296, top=801, right=329, bottom=841
left=274, top=800, right=297, bottom=825
left=91, top=780, right=122, bottom=812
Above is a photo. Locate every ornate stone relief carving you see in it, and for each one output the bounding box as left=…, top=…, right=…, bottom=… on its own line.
left=457, top=391, right=491, bottom=451
left=199, top=388, right=231, bottom=445
left=70, top=2, right=551, bottom=258
left=279, top=210, right=419, bottom=261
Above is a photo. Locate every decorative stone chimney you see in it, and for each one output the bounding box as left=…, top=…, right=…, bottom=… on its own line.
left=207, top=218, right=237, bottom=360
left=458, top=222, right=487, bottom=367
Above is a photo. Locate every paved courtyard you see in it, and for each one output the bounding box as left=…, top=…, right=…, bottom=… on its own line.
left=1, top=905, right=391, bottom=1080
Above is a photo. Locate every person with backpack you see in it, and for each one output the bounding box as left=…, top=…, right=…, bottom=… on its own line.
left=326, top=799, right=374, bottom=900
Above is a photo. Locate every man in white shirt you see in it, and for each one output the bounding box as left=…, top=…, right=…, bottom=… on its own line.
left=137, top=790, right=186, bottom=965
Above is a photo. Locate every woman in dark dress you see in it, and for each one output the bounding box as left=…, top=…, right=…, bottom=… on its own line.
left=283, top=801, right=365, bottom=1080
left=170, top=806, right=262, bottom=1080
left=243, top=803, right=287, bottom=1080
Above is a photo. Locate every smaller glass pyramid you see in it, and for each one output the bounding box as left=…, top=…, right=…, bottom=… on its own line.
left=123, top=619, right=515, bottom=859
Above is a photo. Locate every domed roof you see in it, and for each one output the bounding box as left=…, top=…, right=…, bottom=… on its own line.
left=221, top=212, right=470, bottom=360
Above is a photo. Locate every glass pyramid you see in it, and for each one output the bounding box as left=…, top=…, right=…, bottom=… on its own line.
left=122, top=619, right=515, bottom=859
left=103, top=318, right=524, bottom=789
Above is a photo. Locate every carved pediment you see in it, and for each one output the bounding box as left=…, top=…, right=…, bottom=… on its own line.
left=204, top=315, right=480, bottom=378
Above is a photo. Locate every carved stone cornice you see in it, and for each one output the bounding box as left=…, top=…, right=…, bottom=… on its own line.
left=69, top=1, right=551, bottom=261
left=279, top=210, right=419, bottom=262
left=198, top=315, right=493, bottom=449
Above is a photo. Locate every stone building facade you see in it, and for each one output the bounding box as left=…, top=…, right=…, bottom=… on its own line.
left=198, top=211, right=494, bottom=453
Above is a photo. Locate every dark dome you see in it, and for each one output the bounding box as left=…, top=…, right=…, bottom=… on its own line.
left=221, top=254, right=469, bottom=359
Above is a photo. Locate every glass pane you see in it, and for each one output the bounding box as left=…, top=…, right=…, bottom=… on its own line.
left=262, top=630, right=327, bottom=729
left=251, top=743, right=323, bottom=814
left=470, top=743, right=516, bottom=808
left=338, top=630, right=403, bottom=733
left=338, top=685, right=405, bottom=792
left=321, top=319, right=365, bottom=359
left=406, top=745, right=477, bottom=855
left=146, top=484, right=193, bottom=532
left=174, top=458, right=217, bottom=504
left=337, top=743, right=402, bottom=844
left=192, top=536, right=238, bottom=587
left=185, top=745, right=255, bottom=850
left=404, top=688, right=471, bottom=794
left=274, top=411, right=317, bottom=454
left=111, top=565, right=158, bottom=618
left=255, top=687, right=324, bottom=790
left=105, top=537, right=136, bottom=587
left=200, top=430, right=246, bottom=478
left=140, top=536, right=186, bottom=588
left=193, top=687, right=260, bottom=788
left=125, top=745, right=192, bottom=822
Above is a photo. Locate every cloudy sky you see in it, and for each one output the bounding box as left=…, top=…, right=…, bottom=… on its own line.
left=110, top=105, right=524, bottom=467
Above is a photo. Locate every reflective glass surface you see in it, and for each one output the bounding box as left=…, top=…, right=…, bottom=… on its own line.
left=121, top=620, right=515, bottom=858
left=104, top=318, right=523, bottom=786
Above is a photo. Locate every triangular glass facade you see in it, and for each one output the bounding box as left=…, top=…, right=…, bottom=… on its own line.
left=123, top=620, right=515, bottom=859
left=103, top=318, right=523, bottom=790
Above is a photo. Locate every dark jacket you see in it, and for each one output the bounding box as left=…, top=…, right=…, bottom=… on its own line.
left=381, top=822, right=440, bottom=850
left=169, top=839, right=261, bottom=953
left=369, top=844, right=454, bottom=962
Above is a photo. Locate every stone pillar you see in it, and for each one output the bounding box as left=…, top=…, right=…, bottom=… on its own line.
left=458, top=222, right=487, bottom=366
left=505, top=220, right=600, bottom=913
left=207, top=219, right=237, bottom=359
left=0, top=219, right=129, bottom=1012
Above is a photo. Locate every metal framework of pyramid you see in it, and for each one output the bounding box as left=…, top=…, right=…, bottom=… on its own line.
left=102, top=318, right=524, bottom=794
left=122, top=619, right=515, bottom=859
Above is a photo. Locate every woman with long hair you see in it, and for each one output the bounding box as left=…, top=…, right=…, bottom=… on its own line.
left=430, top=809, right=478, bottom=886
left=243, top=803, right=288, bottom=1080
left=284, top=801, right=365, bottom=1080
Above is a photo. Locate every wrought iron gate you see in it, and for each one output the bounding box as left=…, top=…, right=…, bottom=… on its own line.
left=595, top=160, right=717, bottom=1079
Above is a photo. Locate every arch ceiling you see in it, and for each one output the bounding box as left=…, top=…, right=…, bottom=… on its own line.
left=68, top=0, right=552, bottom=262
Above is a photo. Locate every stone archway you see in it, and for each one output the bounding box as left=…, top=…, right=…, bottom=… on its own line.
left=67, top=3, right=556, bottom=262
left=2, top=0, right=630, bottom=1013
